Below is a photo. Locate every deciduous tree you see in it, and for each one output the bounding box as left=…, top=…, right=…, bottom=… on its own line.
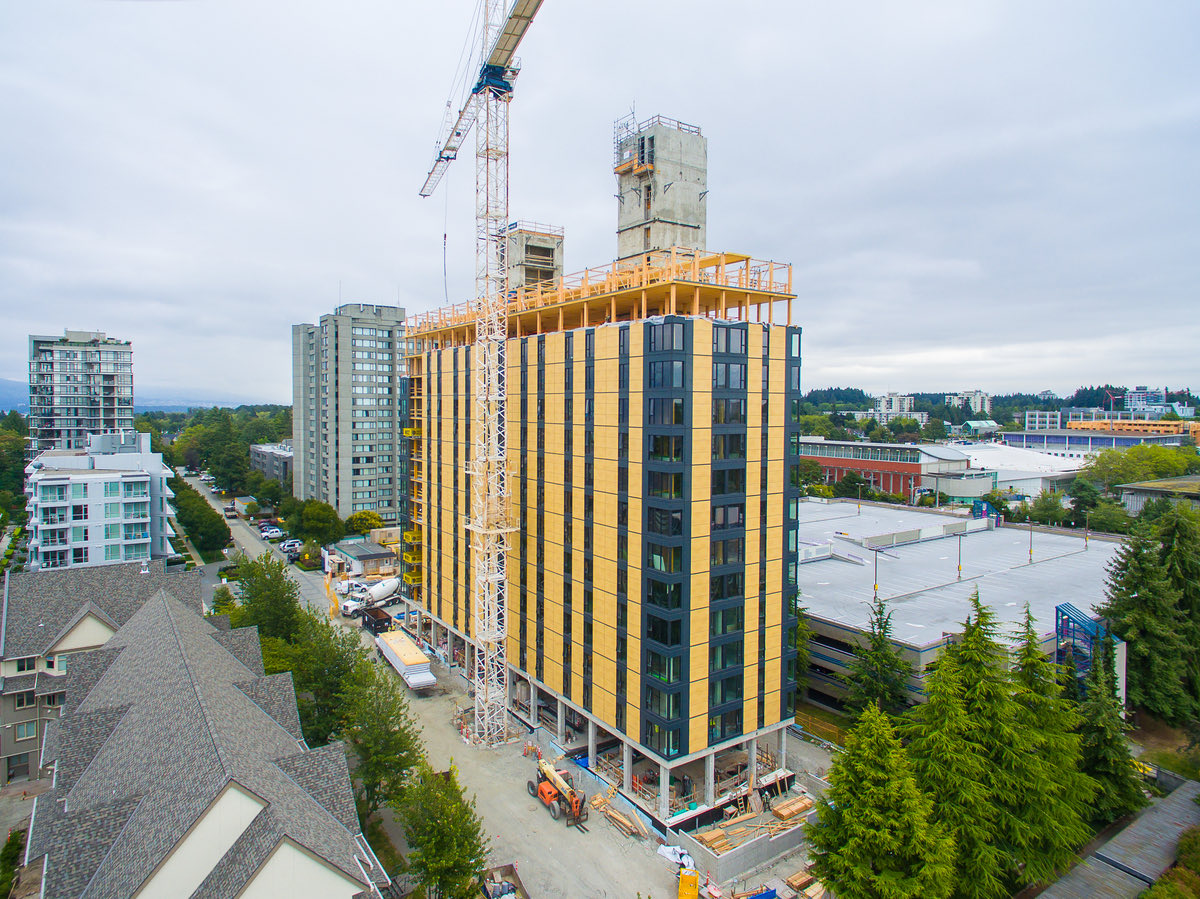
left=291, top=611, right=369, bottom=746
left=236, top=553, right=303, bottom=642
left=396, top=762, right=489, bottom=899
left=339, top=661, right=424, bottom=817
left=346, top=510, right=385, bottom=536
left=809, top=703, right=954, bottom=899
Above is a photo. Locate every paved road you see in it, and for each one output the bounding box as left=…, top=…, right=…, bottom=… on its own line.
left=182, top=477, right=331, bottom=614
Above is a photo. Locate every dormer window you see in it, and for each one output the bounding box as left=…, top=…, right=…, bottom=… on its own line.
left=15, top=657, right=35, bottom=673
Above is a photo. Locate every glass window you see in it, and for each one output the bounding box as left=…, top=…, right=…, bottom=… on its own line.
left=71, top=483, right=88, bottom=499
left=15, top=722, right=36, bottom=741
left=15, top=658, right=35, bottom=673
left=105, top=502, right=120, bottom=519
left=14, top=691, right=35, bottom=709
left=104, top=481, right=120, bottom=498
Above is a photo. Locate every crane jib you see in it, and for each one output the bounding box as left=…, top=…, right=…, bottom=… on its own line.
left=472, top=63, right=514, bottom=97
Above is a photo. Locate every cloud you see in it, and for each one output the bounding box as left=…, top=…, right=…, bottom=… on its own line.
left=0, top=0, right=1197, bottom=402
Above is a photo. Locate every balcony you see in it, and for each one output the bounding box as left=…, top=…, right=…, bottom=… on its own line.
left=123, top=530, right=150, bottom=542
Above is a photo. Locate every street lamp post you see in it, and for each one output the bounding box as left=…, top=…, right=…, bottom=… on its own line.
left=1085, top=510, right=1091, bottom=549
left=957, top=534, right=963, bottom=580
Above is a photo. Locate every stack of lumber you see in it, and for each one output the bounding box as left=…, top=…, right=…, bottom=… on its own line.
left=802, top=884, right=826, bottom=898
left=694, top=827, right=732, bottom=854
left=590, top=785, right=616, bottom=810
left=771, top=794, right=815, bottom=821
left=602, top=806, right=646, bottom=839
left=785, top=871, right=813, bottom=891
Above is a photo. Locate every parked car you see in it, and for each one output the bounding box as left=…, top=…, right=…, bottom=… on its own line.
left=286, top=551, right=301, bottom=563
left=224, top=511, right=238, bottom=519
left=335, top=579, right=369, bottom=596
left=278, top=539, right=303, bottom=553
left=261, top=527, right=283, bottom=540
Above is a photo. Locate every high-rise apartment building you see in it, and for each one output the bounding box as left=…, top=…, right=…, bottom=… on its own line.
left=944, top=390, right=992, bottom=415
left=613, top=115, right=707, bottom=260
left=27, top=330, right=134, bottom=455
left=292, top=304, right=406, bottom=522
left=24, top=430, right=175, bottom=570
left=400, top=248, right=801, bottom=826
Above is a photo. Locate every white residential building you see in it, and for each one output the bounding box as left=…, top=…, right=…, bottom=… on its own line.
left=27, top=330, right=134, bottom=455
left=866, top=394, right=929, bottom=426
left=24, top=431, right=175, bottom=571
left=945, top=390, right=992, bottom=415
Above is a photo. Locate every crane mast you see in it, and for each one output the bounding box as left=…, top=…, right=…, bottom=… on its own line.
left=420, top=0, right=544, bottom=746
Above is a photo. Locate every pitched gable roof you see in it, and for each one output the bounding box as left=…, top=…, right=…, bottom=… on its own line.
left=1, top=561, right=202, bottom=659
left=27, top=589, right=386, bottom=898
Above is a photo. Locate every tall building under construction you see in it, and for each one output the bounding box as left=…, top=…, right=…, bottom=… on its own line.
left=397, top=117, right=802, bottom=826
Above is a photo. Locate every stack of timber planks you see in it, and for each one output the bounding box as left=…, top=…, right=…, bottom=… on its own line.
left=603, top=805, right=646, bottom=839
left=771, top=794, right=815, bottom=821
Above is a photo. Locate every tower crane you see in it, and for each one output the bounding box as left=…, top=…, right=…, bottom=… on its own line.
left=419, top=0, right=545, bottom=746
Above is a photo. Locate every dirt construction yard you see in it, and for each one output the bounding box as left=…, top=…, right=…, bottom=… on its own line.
left=380, top=653, right=681, bottom=898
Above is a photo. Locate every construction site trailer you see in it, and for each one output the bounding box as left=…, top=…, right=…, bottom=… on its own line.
left=376, top=630, right=437, bottom=690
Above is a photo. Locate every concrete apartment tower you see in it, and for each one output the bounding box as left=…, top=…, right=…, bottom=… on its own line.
left=614, top=114, right=707, bottom=260
left=27, top=330, right=134, bottom=455
left=292, top=304, right=406, bottom=523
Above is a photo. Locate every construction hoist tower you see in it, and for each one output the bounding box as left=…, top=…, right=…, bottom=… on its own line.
left=419, top=0, right=544, bottom=745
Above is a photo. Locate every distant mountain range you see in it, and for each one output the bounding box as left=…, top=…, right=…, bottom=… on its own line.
left=0, top=378, right=276, bottom=414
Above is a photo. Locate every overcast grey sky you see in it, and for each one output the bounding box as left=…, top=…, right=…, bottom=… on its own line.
left=2, top=1, right=1197, bottom=403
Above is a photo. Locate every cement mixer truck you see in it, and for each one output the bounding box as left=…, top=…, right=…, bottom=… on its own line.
left=340, top=577, right=400, bottom=618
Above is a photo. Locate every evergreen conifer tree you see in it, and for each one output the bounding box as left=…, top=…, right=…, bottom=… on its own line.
left=1156, top=505, right=1200, bottom=706
left=809, top=703, right=955, bottom=899
left=1098, top=522, right=1193, bottom=723
left=903, top=655, right=1007, bottom=899
left=946, top=592, right=1028, bottom=880
left=843, top=595, right=912, bottom=718
left=1079, top=634, right=1147, bottom=824
left=1012, top=605, right=1095, bottom=882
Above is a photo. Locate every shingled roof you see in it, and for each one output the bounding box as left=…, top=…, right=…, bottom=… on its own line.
left=25, top=588, right=388, bottom=898
left=1, top=560, right=202, bottom=659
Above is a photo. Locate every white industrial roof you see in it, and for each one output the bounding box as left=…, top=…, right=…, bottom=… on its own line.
left=795, top=500, right=1118, bottom=648
left=954, top=441, right=1084, bottom=474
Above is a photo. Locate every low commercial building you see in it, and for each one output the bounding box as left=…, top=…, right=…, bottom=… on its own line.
left=1065, top=418, right=1200, bottom=440
left=1025, top=410, right=1062, bottom=430
left=249, top=439, right=294, bottom=483
left=795, top=437, right=969, bottom=498
left=25, top=580, right=390, bottom=897
left=793, top=501, right=1124, bottom=711
left=953, top=442, right=1082, bottom=499
left=1116, top=476, right=1200, bottom=515
left=0, top=560, right=200, bottom=784
left=23, top=430, right=175, bottom=571
left=959, top=419, right=1001, bottom=437
left=1001, top=429, right=1183, bottom=460
left=325, top=537, right=397, bottom=578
